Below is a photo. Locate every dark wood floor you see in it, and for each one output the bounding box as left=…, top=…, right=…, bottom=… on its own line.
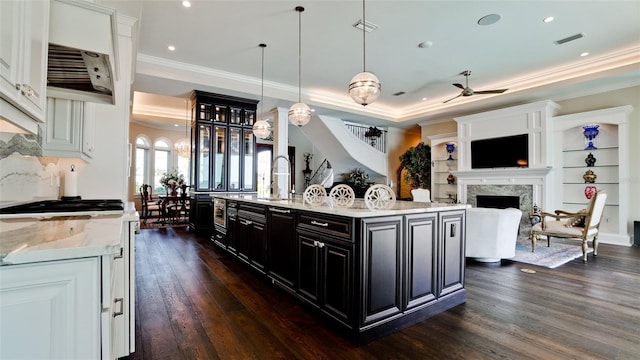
left=128, top=227, right=640, bottom=360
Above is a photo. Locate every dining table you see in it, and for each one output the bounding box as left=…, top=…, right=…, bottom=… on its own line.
left=157, top=194, right=189, bottom=224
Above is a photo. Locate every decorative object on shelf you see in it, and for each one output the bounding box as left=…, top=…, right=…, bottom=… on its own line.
left=302, top=152, right=313, bottom=188
left=446, top=192, right=458, bottom=204
left=364, top=184, right=396, bottom=210
left=348, top=0, right=381, bottom=106
left=582, top=124, right=600, bottom=150
left=584, top=185, right=597, bottom=199
left=288, top=6, right=312, bottom=127
left=584, top=152, right=596, bottom=167
left=528, top=204, right=542, bottom=226
left=447, top=173, right=455, bottom=184
left=445, top=142, right=456, bottom=160
left=399, top=142, right=431, bottom=189
left=253, top=43, right=271, bottom=139
left=329, top=184, right=356, bottom=207
left=303, top=184, right=327, bottom=206
left=583, top=169, right=597, bottom=183
left=364, top=126, right=382, bottom=146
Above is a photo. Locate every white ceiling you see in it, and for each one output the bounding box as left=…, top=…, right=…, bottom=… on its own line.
left=101, top=0, right=640, bottom=131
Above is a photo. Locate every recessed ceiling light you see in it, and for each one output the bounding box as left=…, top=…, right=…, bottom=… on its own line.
left=182, top=1, right=191, bottom=8
left=580, top=52, right=590, bottom=57
left=418, top=41, right=433, bottom=49
left=353, top=19, right=378, bottom=32
left=174, top=124, right=179, bottom=127
left=477, top=14, right=500, bottom=26
left=421, top=97, right=427, bottom=101
left=168, top=45, right=176, bottom=51
left=543, top=16, right=555, bottom=23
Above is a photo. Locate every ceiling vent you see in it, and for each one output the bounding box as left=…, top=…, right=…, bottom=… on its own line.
left=554, top=33, right=585, bottom=45
left=392, top=91, right=406, bottom=96
left=353, top=19, right=378, bottom=32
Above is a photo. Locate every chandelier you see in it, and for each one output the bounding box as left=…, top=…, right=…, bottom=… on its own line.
left=348, top=0, right=381, bottom=106
left=288, top=6, right=312, bottom=127
left=174, top=99, right=191, bottom=158
left=253, top=43, right=271, bottom=139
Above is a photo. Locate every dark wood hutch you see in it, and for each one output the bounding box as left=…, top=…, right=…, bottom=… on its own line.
left=189, top=90, right=259, bottom=232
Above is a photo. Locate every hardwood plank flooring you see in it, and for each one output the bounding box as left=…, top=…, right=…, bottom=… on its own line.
left=128, top=228, right=640, bottom=360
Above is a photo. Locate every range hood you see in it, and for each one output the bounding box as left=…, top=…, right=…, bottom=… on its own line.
left=47, top=0, right=119, bottom=105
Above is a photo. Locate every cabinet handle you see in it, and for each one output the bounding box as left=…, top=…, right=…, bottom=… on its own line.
left=269, top=207, right=290, bottom=214
left=450, top=223, right=456, bottom=237
left=113, top=298, right=124, bottom=317
left=310, top=220, right=328, bottom=227
left=114, top=247, right=123, bottom=259
left=240, top=219, right=252, bottom=225
left=317, top=242, right=325, bottom=248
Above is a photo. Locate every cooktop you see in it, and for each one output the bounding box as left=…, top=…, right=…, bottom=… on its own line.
left=0, top=199, right=124, bottom=214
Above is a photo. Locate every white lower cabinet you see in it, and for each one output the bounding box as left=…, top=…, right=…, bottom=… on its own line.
left=0, top=257, right=102, bottom=359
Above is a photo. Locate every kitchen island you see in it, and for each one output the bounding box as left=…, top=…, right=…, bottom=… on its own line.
left=213, top=194, right=468, bottom=344
left=0, top=204, right=138, bottom=359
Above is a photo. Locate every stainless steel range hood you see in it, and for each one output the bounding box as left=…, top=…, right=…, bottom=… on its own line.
left=47, top=0, right=119, bottom=105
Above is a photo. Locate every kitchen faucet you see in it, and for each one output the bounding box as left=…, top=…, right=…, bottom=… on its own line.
left=272, top=155, right=293, bottom=199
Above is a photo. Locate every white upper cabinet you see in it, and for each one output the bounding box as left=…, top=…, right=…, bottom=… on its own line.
left=0, top=0, right=49, bottom=125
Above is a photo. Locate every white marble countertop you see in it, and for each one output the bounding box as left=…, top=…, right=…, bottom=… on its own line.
left=214, top=194, right=468, bottom=218
left=0, top=213, right=124, bottom=266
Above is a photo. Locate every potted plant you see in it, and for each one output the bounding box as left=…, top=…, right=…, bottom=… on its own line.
left=399, top=142, right=431, bottom=189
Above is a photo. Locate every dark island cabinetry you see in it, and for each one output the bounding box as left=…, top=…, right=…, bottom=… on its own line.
left=212, top=196, right=466, bottom=344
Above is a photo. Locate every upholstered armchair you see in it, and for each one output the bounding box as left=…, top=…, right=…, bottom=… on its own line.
left=466, top=207, right=523, bottom=262
left=529, top=190, right=607, bottom=262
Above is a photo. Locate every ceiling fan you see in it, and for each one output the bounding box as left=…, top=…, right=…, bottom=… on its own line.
left=443, top=70, right=508, bottom=103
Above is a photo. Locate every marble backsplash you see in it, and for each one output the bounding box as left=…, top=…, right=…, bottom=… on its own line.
left=467, top=184, right=533, bottom=236
left=0, top=132, right=60, bottom=205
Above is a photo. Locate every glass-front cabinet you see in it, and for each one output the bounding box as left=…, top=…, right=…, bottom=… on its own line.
left=191, top=90, right=259, bottom=193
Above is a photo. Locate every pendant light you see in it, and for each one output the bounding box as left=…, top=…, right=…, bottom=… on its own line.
left=288, top=6, right=312, bottom=127
left=174, top=99, right=191, bottom=158
left=252, top=43, right=271, bottom=139
left=348, top=0, right=381, bottom=106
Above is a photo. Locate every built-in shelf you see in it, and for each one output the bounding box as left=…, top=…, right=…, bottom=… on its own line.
left=562, top=146, right=618, bottom=153
left=563, top=165, right=618, bottom=169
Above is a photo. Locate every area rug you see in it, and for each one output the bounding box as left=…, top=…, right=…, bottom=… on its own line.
left=509, top=236, right=593, bottom=269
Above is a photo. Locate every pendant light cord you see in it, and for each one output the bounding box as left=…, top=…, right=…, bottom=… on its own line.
left=362, top=0, right=366, bottom=72
left=260, top=44, right=266, bottom=117
left=297, top=7, right=303, bottom=102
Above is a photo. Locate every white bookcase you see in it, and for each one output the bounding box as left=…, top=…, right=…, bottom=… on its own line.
left=428, top=133, right=458, bottom=203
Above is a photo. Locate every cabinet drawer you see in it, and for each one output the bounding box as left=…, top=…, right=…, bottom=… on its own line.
left=298, top=213, right=352, bottom=240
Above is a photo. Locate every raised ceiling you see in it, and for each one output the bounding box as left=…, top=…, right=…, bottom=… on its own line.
left=101, top=0, right=640, bottom=130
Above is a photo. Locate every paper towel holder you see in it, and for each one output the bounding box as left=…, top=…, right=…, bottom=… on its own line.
left=62, top=164, right=81, bottom=201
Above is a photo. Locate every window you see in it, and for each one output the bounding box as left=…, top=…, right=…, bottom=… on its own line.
left=134, top=135, right=191, bottom=196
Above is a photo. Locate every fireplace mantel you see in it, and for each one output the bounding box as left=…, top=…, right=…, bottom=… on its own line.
left=452, top=167, right=551, bottom=181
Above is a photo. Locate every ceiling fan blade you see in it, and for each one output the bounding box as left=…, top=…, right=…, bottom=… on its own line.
left=452, top=83, right=465, bottom=90
left=443, top=93, right=462, bottom=103
left=474, top=89, right=508, bottom=94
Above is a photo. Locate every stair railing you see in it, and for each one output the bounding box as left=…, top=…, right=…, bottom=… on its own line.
left=343, top=121, right=387, bottom=153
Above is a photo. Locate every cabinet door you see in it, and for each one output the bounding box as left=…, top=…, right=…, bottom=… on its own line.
left=243, top=129, right=255, bottom=190
left=248, top=220, right=266, bottom=273
left=404, top=213, right=438, bottom=310
left=82, top=103, right=96, bottom=158
left=226, top=210, right=238, bottom=254
left=0, top=0, right=20, bottom=102
left=20, top=0, right=48, bottom=119
left=0, top=258, right=101, bottom=359
left=213, top=126, right=226, bottom=190
left=322, top=240, right=353, bottom=326
left=361, top=217, right=403, bottom=326
left=297, top=233, right=320, bottom=303
left=196, top=124, right=212, bottom=191
left=237, top=217, right=251, bottom=262
left=228, top=127, right=241, bottom=191
left=268, top=208, right=297, bottom=289
left=439, top=210, right=465, bottom=297
left=42, top=97, right=83, bottom=154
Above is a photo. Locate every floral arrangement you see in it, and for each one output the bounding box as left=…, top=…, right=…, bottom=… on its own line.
left=346, top=167, right=369, bottom=187
left=159, top=169, right=186, bottom=188
left=303, top=152, right=313, bottom=170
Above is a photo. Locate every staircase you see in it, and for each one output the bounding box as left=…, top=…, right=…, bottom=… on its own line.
left=297, top=115, right=388, bottom=183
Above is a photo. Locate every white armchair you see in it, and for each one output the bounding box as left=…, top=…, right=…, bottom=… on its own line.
left=466, top=207, right=523, bottom=262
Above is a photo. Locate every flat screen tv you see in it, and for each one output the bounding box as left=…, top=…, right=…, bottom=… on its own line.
left=470, top=134, right=529, bottom=169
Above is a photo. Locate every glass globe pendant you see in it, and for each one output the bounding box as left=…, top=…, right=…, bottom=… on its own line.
left=288, top=102, right=312, bottom=127
left=253, top=44, right=272, bottom=139
left=349, top=0, right=381, bottom=107
left=349, top=71, right=381, bottom=106
left=288, top=6, right=312, bottom=127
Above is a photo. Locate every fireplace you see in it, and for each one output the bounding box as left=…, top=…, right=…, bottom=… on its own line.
left=477, top=195, right=519, bottom=209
